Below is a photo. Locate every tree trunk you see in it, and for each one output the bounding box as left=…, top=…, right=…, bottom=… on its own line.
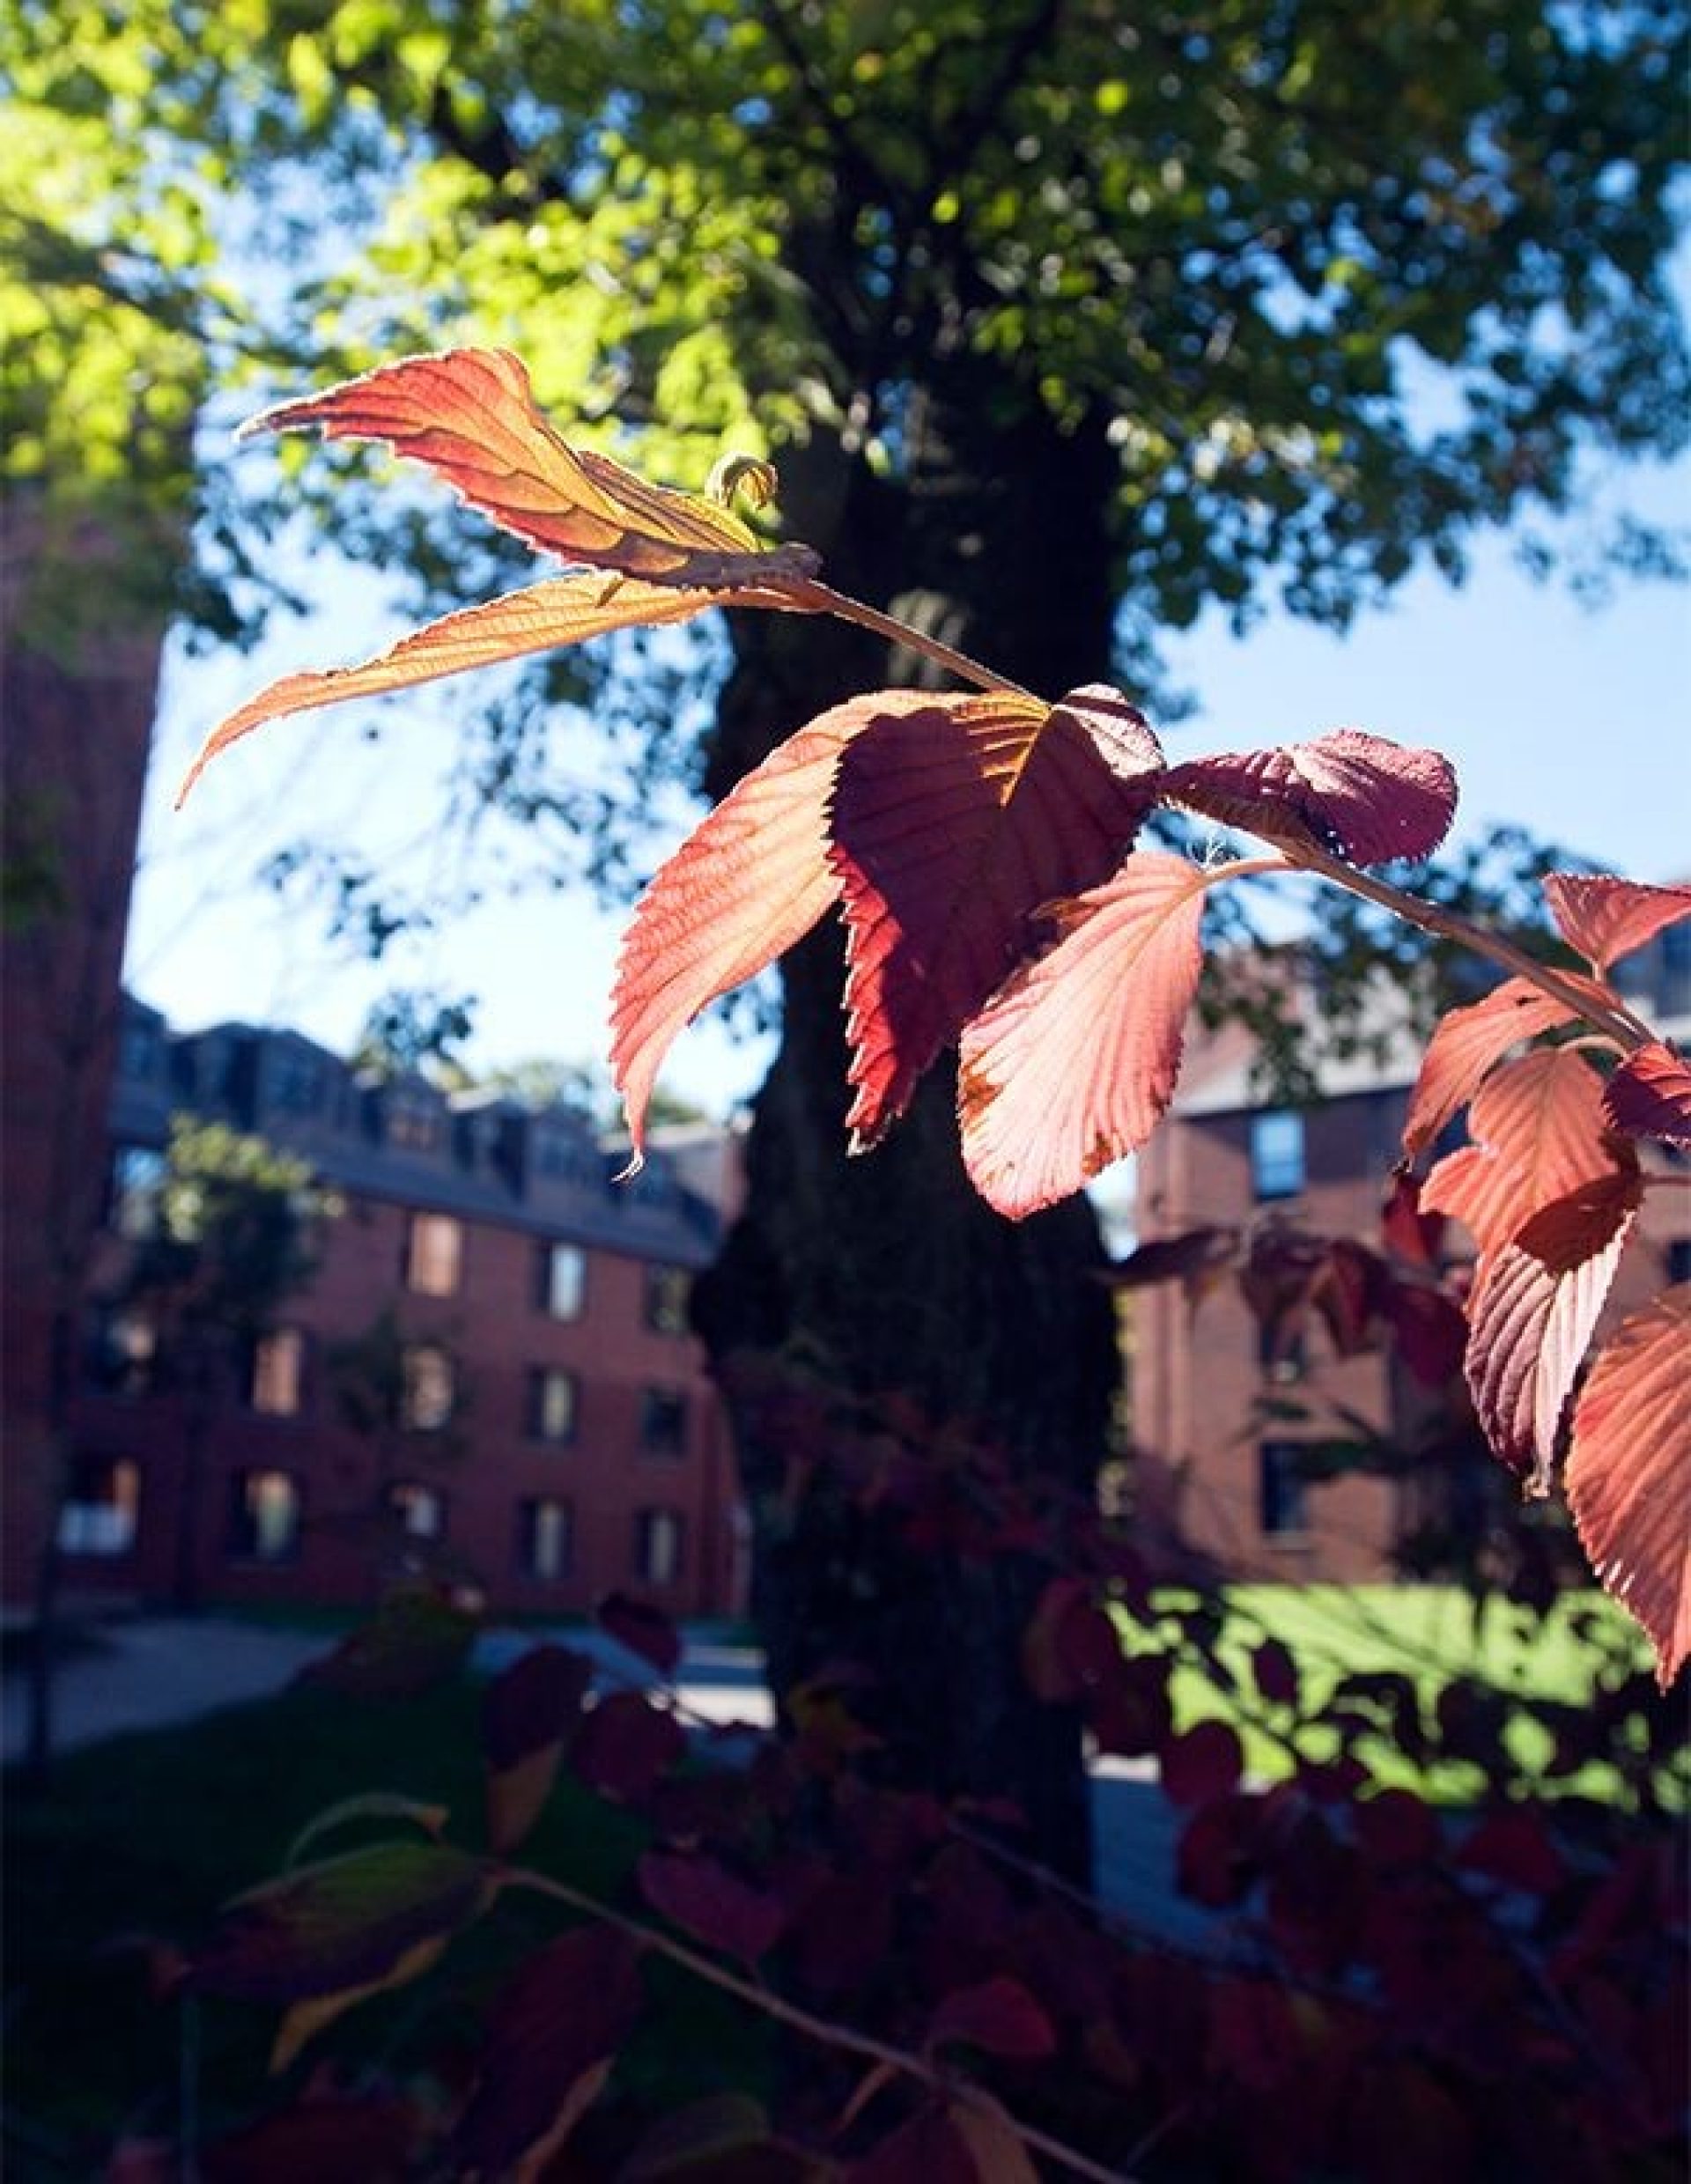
left=693, top=372, right=1123, bottom=1882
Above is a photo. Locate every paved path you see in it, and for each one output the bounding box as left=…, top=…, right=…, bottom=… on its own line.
left=4, top=1616, right=1202, bottom=1940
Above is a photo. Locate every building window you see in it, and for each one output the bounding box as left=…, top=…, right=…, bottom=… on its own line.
left=519, top=1496, right=573, bottom=1580
left=388, top=1480, right=446, bottom=1541
left=401, top=1344, right=455, bottom=1432
left=108, top=1146, right=166, bottom=1241
left=640, top=1387, right=688, bottom=1458
left=57, top=1457, right=140, bottom=1557
left=635, top=1508, right=685, bottom=1588
left=270, top=1047, right=321, bottom=1115
left=645, top=1265, right=692, bottom=1337
left=1251, top=1110, right=1305, bottom=1200
left=85, top=1306, right=158, bottom=1398
left=1667, top=1238, right=1691, bottom=1287
left=250, top=1327, right=305, bottom=1416
left=387, top=1090, right=443, bottom=1153
left=528, top=1367, right=579, bottom=1444
left=1259, top=1442, right=1309, bottom=1538
left=405, top=1212, right=462, bottom=1297
left=229, top=1470, right=302, bottom=1562
left=538, top=1242, right=587, bottom=1321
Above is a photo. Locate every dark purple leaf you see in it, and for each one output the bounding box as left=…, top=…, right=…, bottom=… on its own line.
left=597, top=1591, right=684, bottom=1677
left=453, top=1926, right=643, bottom=2175
left=1161, top=730, right=1457, bottom=865
left=638, top=1850, right=786, bottom=1964
left=928, top=1974, right=1057, bottom=2061
left=572, top=1691, right=686, bottom=1804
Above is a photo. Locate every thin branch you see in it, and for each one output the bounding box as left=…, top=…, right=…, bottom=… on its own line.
left=500, top=1866, right=1134, bottom=2184
left=779, top=574, right=1042, bottom=700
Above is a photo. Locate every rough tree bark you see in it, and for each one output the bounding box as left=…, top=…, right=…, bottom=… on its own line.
left=692, top=365, right=1124, bottom=1882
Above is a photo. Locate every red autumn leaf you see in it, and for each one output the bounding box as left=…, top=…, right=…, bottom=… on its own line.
left=571, top=1691, right=686, bottom=1804
left=1380, top=1278, right=1466, bottom=1387
left=1420, top=1048, right=1628, bottom=1253
left=1020, top=1575, right=1122, bottom=1703
left=1160, top=1719, right=1245, bottom=1807
left=1106, top=1224, right=1239, bottom=1291
left=928, top=1975, right=1057, bottom=2061
left=1603, top=1040, right=1691, bottom=1148
left=1311, top=1238, right=1385, bottom=1355
left=1399, top=972, right=1614, bottom=1161
left=452, top=1926, right=643, bottom=2178
left=956, top=851, right=1213, bottom=1219
left=483, top=1644, right=594, bottom=1858
left=1566, top=1287, right=1691, bottom=1687
left=612, top=691, right=929, bottom=1156
left=1252, top=1639, right=1300, bottom=1709
left=1542, top=873, right=1691, bottom=970
left=199, top=2092, right=420, bottom=2183
left=246, top=347, right=815, bottom=587
left=1160, top=728, right=1457, bottom=865
left=1456, top=1808, right=1567, bottom=1895
left=1463, top=1181, right=1639, bottom=1479
left=848, top=2104, right=978, bottom=2184
left=638, top=1850, right=786, bottom=1964
left=596, top=1590, right=683, bottom=1677
left=1380, top=1169, right=1445, bottom=1265
left=1355, top=1788, right=1438, bottom=1869
left=829, top=687, right=1162, bottom=1146
left=175, top=572, right=803, bottom=807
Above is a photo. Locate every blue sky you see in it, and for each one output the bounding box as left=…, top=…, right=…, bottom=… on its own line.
left=125, top=473, right=1689, bottom=1121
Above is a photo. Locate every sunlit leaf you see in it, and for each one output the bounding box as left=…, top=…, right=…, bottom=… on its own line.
left=957, top=852, right=1213, bottom=1218
left=177, top=572, right=805, bottom=806
left=1566, top=1287, right=1691, bottom=1687
left=1603, top=1040, right=1691, bottom=1148
left=1400, top=972, right=1614, bottom=1160
left=1464, top=1179, right=1639, bottom=1481
left=1420, top=1049, right=1632, bottom=1253
left=246, top=347, right=816, bottom=586
left=612, top=691, right=936, bottom=1158
left=1542, top=874, right=1691, bottom=971
left=1160, top=729, right=1457, bottom=864
left=830, top=687, right=1161, bottom=1146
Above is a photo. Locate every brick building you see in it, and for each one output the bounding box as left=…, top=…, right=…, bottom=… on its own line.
left=50, top=995, right=744, bottom=1620
left=1131, top=933, right=1691, bottom=1583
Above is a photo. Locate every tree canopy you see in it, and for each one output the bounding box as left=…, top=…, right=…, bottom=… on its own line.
left=5, top=1, right=1685, bottom=658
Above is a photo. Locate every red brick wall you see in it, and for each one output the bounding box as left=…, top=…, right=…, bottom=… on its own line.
left=56, top=1192, right=742, bottom=1620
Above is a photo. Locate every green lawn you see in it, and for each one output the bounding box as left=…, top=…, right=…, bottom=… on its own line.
left=1119, top=1583, right=1680, bottom=1804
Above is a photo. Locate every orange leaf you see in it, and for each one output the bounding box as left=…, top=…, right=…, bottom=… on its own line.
left=247, top=347, right=818, bottom=587
left=1420, top=1049, right=1632, bottom=1254
left=957, top=852, right=1212, bottom=1219
left=1399, top=972, right=1614, bottom=1161
left=831, top=684, right=1162, bottom=1146
left=610, top=691, right=937, bottom=1156
left=176, top=572, right=806, bottom=806
left=1542, top=873, right=1691, bottom=971
left=1566, top=1287, right=1691, bottom=1686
